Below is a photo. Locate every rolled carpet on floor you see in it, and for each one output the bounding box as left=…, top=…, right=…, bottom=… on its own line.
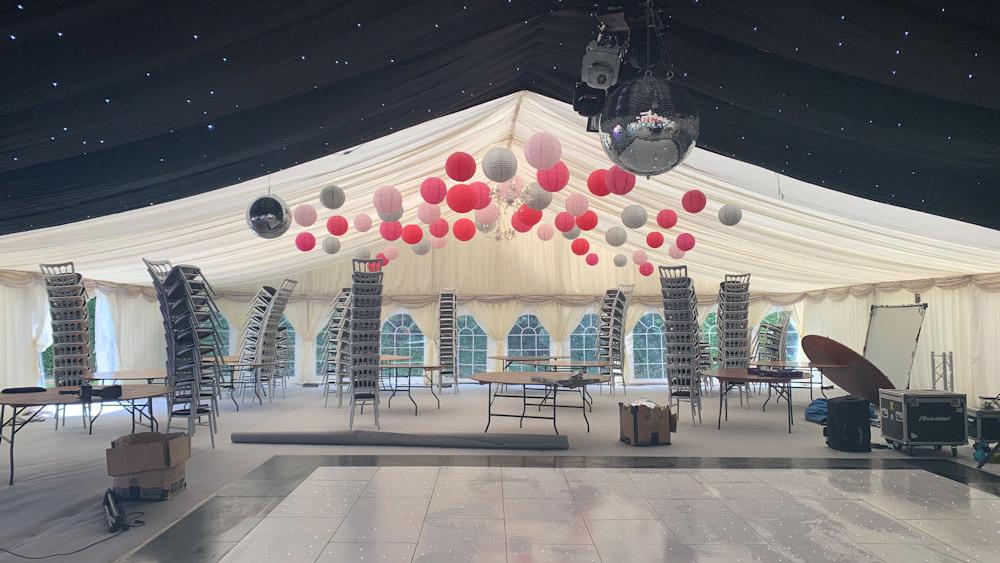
left=230, top=430, right=569, bottom=450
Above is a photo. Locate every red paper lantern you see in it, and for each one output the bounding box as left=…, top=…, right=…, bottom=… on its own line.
left=536, top=161, right=569, bottom=192
left=470, top=181, right=491, bottom=210
left=295, top=232, right=316, bottom=252
left=380, top=221, right=402, bottom=241
left=516, top=204, right=542, bottom=226
left=326, top=215, right=348, bottom=236
left=554, top=211, right=576, bottom=233
left=429, top=218, right=449, bottom=238
left=646, top=231, right=664, bottom=249
left=576, top=210, right=598, bottom=231
left=585, top=253, right=599, bottom=266
left=587, top=169, right=610, bottom=196
left=656, top=209, right=678, bottom=229
left=511, top=213, right=531, bottom=233
left=421, top=177, right=447, bottom=204
left=445, top=152, right=476, bottom=181
left=376, top=252, right=389, bottom=266
left=401, top=224, right=423, bottom=245
left=605, top=166, right=636, bottom=195
left=571, top=238, right=590, bottom=256
left=446, top=183, right=476, bottom=213
left=676, top=232, right=696, bottom=251
left=682, top=189, right=707, bottom=213
left=453, top=218, right=476, bottom=241
left=639, top=262, right=654, bottom=276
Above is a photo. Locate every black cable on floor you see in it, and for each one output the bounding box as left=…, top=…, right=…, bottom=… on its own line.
left=0, top=512, right=144, bottom=560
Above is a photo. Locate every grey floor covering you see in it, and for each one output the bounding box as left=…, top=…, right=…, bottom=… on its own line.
left=230, top=430, right=569, bottom=449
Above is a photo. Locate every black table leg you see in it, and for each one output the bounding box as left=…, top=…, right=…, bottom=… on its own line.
left=580, top=387, right=590, bottom=433
left=519, top=386, right=527, bottom=428
left=4, top=406, right=45, bottom=486
left=407, top=368, right=418, bottom=416
left=484, top=383, right=493, bottom=433
left=429, top=369, right=440, bottom=409
left=551, top=386, right=559, bottom=435
left=787, top=382, right=793, bottom=433
left=718, top=383, right=725, bottom=430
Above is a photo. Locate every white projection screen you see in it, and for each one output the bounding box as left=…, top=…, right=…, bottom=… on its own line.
left=862, top=304, right=928, bottom=390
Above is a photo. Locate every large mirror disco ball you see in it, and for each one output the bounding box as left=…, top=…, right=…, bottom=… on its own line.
left=599, top=74, right=699, bottom=176
left=246, top=195, right=291, bottom=239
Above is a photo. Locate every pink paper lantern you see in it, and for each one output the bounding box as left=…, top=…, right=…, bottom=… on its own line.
left=554, top=211, right=576, bottom=232
left=353, top=213, right=373, bottom=232
left=676, top=232, right=696, bottom=251
left=445, top=152, right=476, bottom=182
left=326, top=215, right=348, bottom=236
left=420, top=177, right=447, bottom=204
left=576, top=210, right=598, bottom=231
left=646, top=231, right=664, bottom=249
left=373, top=186, right=403, bottom=213
left=587, top=169, right=610, bottom=196
left=565, top=193, right=589, bottom=217
left=417, top=202, right=440, bottom=224
left=476, top=204, right=500, bottom=225
left=639, top=262, right=654, bottom=277
left=536, top=223, right=554, bottom=241
left=524, top=132, right=562, bottom=170
left=470, top=181, right=491, bottom=210
left=295, top=232, right=316, bottom=252
left=632, top=249, right=647, bottom=265
left=446, top=183, right=476, bottom=213
left=293, top=204, right=317, bottom=227
left=384, top=246, right=400, bottom=260
left=605, top=166, right=636, bottom=195
left=430, top=236, right=447, bottom=249
left=668, top=244, right=685, bottom=259
left=536, top=161, right=569, bottom=192
left=429, top=218, right=449, bottom=238
left=585, top=253, right=599, bottom=266
left=656, top=209, right=678, bottom=229
left=380, top=221, right=402, bottom=241
left=682, top=190, right=707, bottom=213
left=401, top=224, right=423, bottom=245
left=453, top=218, right=476, bottom=241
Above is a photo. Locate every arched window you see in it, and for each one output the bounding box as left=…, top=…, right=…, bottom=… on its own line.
left=278, top=316, right=296, bottom=376
left=380, top=313, right=425, bottom=363
left=315, top=329, right=327, bottom=377
left=632, top=312, right=666, bottom=379
left=216, top=315, right=231, bottom=354
left=701, top=310, right=719, bottom=361
left=570, top=313, right=599, bottom=372
left=457, top=314, right=487, bottom=377
left=758, top=310, right=800, bottom=362
left=506, top=314, right=550, bottom=370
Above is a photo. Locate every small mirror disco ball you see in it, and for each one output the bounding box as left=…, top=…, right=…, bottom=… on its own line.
left=246, top=195, right=291, bottom=239
left=600, top=74, right=700, bottom=176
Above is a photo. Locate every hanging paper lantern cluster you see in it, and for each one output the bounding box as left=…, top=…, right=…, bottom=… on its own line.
left=453, top=218, right=476, bottom=241
left=421, top=177, right=447, bottom=204
left=326, top=215, right=348, bottom=236
left=605, top=226, right=627, bottom=247
left=354, top=213, right=372, bottom=232
left=585, top=253, right=599, bottom=266
left=524, top=132, right=561, bottom=170
left=446, top=184, right=476, bottom=213
left=482, top=147, right=518, bottom=183
left=429, top=218, right=449, bottom=238
left=319, top=185, right=345, bottom=209
left=718, top=204, right=743, bottom=226
left=417, top=202, right=440, bottom=224
left=295, top=232, right=316, bottom=252
left=576, top=210, right=598, bottom=231
left=537, top=161, right=569, bottom=192
left=605, top=166, right=636, bottom=195
left=656, top=209, right=677, bottom=229
left=445, top=152, right=476, bottom=181
left=380, top=221, right=402, bottom=241
left=401, top=224, right=423, bottom=245
left=293, top=204, right=317, bottom=227
left=470, top=181, right=491, bottom=210
left=554, top=211, right=576, bottom=232
left=676, top=232, right=696, bottom=251
left=587, top=169, right=609, bottom=196
left=682, top=189, right=707, bottom=213
left=646, top=231, right=664, bottom=249
left=571, top=238, right=590, bottom=256
left=565, top=193, right=588, bottom=217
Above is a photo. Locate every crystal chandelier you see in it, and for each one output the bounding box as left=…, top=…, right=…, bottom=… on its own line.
left=483, top=180, right=529, bottom=241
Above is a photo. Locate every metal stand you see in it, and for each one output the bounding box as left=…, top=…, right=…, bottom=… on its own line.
left=930, top=351, right=954, bottom=391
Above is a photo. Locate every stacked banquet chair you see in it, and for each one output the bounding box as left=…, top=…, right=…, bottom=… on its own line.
left=320, top=287, right=352, bottom=407
left=717, top=273, right=753, bottom=404
left=437, top=289, right=458, bottom=393
left=659, top=266, right=703, bottom=424
left=273, top=324, right=292, bottom=398
left=144, top=259, right=226, bottom=448
left=348, top=259, right=384, bottom=429
left=39, top=262, right=94, bottom=429
left=233, top=280, right=297, bottom=404
left=596, top=284, right=631, bottom=394
left=753, top=310, right=790, bottom=362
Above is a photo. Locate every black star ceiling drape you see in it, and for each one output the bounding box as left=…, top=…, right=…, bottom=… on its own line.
left=1, top=0, right=998, bottom=234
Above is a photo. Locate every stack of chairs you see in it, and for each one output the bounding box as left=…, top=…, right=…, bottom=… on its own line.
left=596, top=284, right=631, bottom=394
left=717, top=273, right=753, bottom=404
left=144, top=259, right=225, bottom=448
left=234, top=280, right=297, bottom=404
left=348, top=259, right=384, bottom=429
left=437, top=289, right=458, bottom=393
left=659, top=266, right=702, bottom=424
left=320, top=287, right=352, bottom=407
left=234, top=285, right=275, bottom=402
left=39, top=262, right=93, bottom=429
left=753, top=310, right=790, bottom=362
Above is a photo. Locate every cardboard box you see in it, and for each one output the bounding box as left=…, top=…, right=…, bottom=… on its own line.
left=620, top=402, right=677, bottom=446
left=106, top=432, right=190, bottom=476
left=113, top=465, right=186, bottom=501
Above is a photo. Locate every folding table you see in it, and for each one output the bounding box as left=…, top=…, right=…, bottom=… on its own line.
left=703, top=368, right=810, bottom=434
left=471, top=371, right=609, bottom=435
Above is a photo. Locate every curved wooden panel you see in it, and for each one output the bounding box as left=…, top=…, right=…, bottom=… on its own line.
left=801, top=335, right=894, bottom=402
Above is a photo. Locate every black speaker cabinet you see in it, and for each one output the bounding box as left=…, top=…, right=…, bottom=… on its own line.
left=880, top=389, right=967, bottom=455
left=967, top=408, right=1000, bottom=442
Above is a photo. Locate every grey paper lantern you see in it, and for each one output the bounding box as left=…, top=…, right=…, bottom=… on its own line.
left=524, top=182, right=553, bottom=210
left=482, top=147, right=518, bottom=183
left=562, top=225, right=581, bottom=240
left=412, top=240, right=431, bottom=255
left=600, top=74, right=700, bottom=176
left=621, top=205, right=648, bottom=229
left=322, top=237, right=341, bottom=254
left=613, top=254, right=628, bottom=267
left=319, top=185, right=346, bottom=209
left=718, top=204, right=743, bottom=226
left=377, top=207, right=403, bottom=222
left=246, top=195, right=291, bottom=239
left=605, top=226, right=627, bottom=247
left=354, top=248, right=371, bottom=260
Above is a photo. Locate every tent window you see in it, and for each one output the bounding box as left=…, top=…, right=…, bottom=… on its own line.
left=570, top=313, right=599, bottom=372
left=216, top=315, right=231, bottom=355
left=759, top=310, right=800, bottom=362
left=41, top=297, right=96, bottom=386
left=632, top=312, right=666, bottom=379
left=381, top=313, right=425, bottom=363
left=506, top=314, right=550, bottom=370
left=278, top=316, right=296, bottom=376
left=701, top=311, right=719, bottom=361
left=457, top=314, right=487, bottom=377
left=315, top=329, right=327, bottom=377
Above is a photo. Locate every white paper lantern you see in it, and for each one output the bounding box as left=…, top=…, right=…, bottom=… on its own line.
left=354, top=248, right=371, bottom=260
left=537, top=224, right=554, bottom=241
left=321, top=237, right=341, bottom=254
left=621, top=205, right=648, bottom=229
left=417, top=202, right=440, bottom=224
left=565, top=193, right=589, bottom=216
left=377, top=208, right=403, bottom=222
left=562, top=226, right=581, bottom=240
left=718, top=204, right=743, bottom=226
left=319, top=185, right=346, bottom=209
left=524, top=182, right=553, bottom=210
left=605, top=226, right=627, bottom=247
left=668, top=244, right=685, bottom=259
left=524, top=132, right=561, bottom=170
left=412, top=240, right=431, bottom=255
left=482, top=147, right=518, bottom=183
left=613, top=254, right=628, bottom=267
